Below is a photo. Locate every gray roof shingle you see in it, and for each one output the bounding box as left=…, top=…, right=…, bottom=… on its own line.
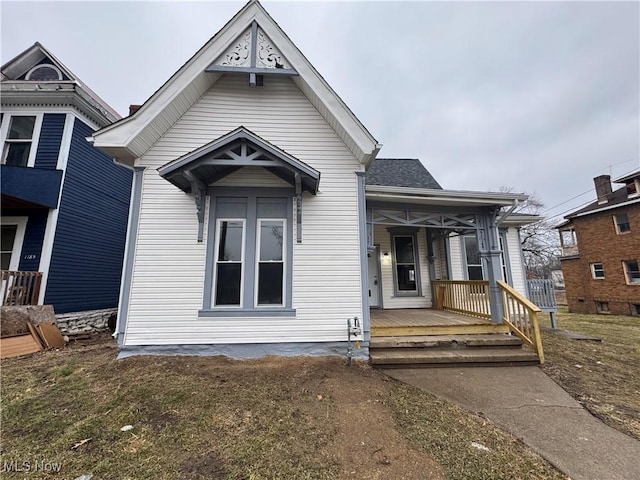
left=365, top=158, right=442, bottom=189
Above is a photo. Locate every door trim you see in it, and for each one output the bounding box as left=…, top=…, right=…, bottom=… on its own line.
left=1, top=216, right=28, bottom=271
left=368, top=244, right=383, bottom=309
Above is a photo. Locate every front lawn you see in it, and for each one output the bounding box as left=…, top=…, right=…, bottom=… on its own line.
left=1, top=336, right=565, bottom=480
left=540, top=307, right=640, bottom=440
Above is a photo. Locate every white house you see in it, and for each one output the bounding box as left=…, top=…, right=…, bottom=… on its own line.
left=91, top=0, right=544, bottom=364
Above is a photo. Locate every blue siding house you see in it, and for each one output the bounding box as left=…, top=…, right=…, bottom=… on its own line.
left=1, top=43, right=132, bottom=315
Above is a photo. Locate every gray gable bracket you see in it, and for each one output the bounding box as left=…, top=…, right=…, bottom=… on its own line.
left=206, top=21, right=299, bottom=81
left=183, top=170, right=207, bottom=242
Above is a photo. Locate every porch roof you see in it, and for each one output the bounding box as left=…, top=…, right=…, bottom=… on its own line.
left=366, top=185, right=527, bottom=208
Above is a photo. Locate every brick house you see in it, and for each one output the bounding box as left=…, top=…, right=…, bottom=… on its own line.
left=558, top=170, right=640, bottom=316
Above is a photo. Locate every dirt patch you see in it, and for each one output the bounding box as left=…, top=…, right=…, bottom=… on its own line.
left=181, top=450, right=228, bottom=480
left=320, top=364, right=445, bottom=479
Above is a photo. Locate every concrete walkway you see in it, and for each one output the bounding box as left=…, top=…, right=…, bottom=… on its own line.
left=383, top=366, right=640, bottom=480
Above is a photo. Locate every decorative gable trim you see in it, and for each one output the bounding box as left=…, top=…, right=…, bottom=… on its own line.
left=158, top=126, right=320, bottom=242
left=90, top=0, right=379, bottom=166
left=207, top=21, right=298, bottom=82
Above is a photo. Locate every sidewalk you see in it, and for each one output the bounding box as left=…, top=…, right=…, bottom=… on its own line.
left=382, top=366, right=640, bottom=480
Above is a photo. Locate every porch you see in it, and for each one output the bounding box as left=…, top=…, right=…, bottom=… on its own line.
left=370, top=308, right=507, bottom=336
left=368, top=280, right=545, bottom=367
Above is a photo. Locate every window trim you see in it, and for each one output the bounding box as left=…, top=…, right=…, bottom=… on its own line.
left=254, top=218, right=286, bottom=308
left=622, top=259, right=640, bottom=285
left=200, top=187, right=295, bottom=317
left=0, top=217, right=28, bottom=271
left=389, top=228, right=422, bottom=297
left=590, top=262, right=605, bottom=280
left=613, top=213, right=631, bottom=235
left=212, top=218, right=246, bottom=307
left=0, top=113, right=44, bottom=168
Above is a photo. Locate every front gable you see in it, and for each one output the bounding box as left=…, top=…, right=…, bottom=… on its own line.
left=90, top=0, right=380, bottom=165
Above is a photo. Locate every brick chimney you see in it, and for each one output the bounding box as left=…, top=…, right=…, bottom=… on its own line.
left=594, top=175, right=612, bottom=204
left=128, top=104, right=141, bottom=116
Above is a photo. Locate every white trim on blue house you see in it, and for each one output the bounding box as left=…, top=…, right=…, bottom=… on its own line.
left=1, top=216, right=28, bottom=271
left=0, top=111, right=44, bottom=168
left=37, top=113, right=75, bottom=304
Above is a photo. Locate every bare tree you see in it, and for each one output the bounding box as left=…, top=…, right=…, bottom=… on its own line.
left=499, top=188, right=560, bottom=279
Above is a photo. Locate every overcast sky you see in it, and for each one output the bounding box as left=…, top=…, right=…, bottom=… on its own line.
left=2, top=0, right=638, bottom=223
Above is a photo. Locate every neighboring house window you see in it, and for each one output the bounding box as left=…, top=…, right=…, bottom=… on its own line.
left=464, top=235, right=484, bottom=280
left=2, top=116, right=36, bottom=166
left=0, top=218, right=27, bottom=271
left=595, top=301, right=609, bottom=314
left=623, top=260, right=640, bottom=285
left=25, top=64, right=63, bottom=81
left=1, top=225, right=18, bottom=270
left=213, top=219, right=245, bottom=306
left=392, top=232, right=420, bottom=295
left=631, top=304, right=640, bottom=316
left=590, top=263, right=605, bottom=279
left=613, top=214, right=631, bottom=234
left=256, top=219, right=285, bottom=306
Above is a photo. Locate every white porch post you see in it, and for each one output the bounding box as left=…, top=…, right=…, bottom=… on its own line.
left=478, top=208, right=504, bottom=324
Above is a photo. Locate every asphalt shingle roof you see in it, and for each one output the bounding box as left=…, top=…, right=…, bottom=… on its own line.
left=365, top=158, right=442, bottom=189
left=567, top=186, right=635, bottom=218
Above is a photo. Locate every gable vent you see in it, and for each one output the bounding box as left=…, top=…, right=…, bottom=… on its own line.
left=25, top=64, right=63, bottom=81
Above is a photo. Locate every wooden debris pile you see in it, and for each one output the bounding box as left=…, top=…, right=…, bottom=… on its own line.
left=1, top=311, right=66, bottom=359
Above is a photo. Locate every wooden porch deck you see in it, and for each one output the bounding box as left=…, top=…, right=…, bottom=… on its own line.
left=370, top=308, right=509, bottom=337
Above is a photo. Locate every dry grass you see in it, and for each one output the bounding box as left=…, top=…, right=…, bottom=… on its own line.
left=1, top=335, right=565, bottom=479
left=540, top=307, right=640, bottom=440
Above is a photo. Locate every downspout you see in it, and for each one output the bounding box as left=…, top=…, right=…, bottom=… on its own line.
left=496, top=199, right=521, bottom=227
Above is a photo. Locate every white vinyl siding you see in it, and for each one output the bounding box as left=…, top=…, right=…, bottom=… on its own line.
left=374, top=224, right=431, bottom=309
left=504, top=227, right=527, bottom=296
left=448, top=234, right=465, bottom=280
left=124, top=74, right=363, bottom=346
left=214, top=166, right=291, bottom=188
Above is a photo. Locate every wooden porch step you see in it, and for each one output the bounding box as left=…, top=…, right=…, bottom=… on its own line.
left=371, top=323, right=510, bottom=337
left=370, top=334, right=523, bottom=349
left=370, top=347, right=540, bottom=367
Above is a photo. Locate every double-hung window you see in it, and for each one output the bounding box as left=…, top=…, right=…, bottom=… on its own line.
left=623, top=260, right=640, bottom=285
left=214, top=219, right=245, bottom=306
left=590, top=263, right=605, bottom=279
left=614, top=214, right=631, bottom=234
left=256, top=219, right=285, bottom=306
left=2, top=116, right=36, bottom=166
left=464, top=235, right=484, bottom=280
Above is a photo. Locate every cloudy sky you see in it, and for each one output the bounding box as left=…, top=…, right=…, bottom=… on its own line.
left=2, top=0, right=638, bottom=223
